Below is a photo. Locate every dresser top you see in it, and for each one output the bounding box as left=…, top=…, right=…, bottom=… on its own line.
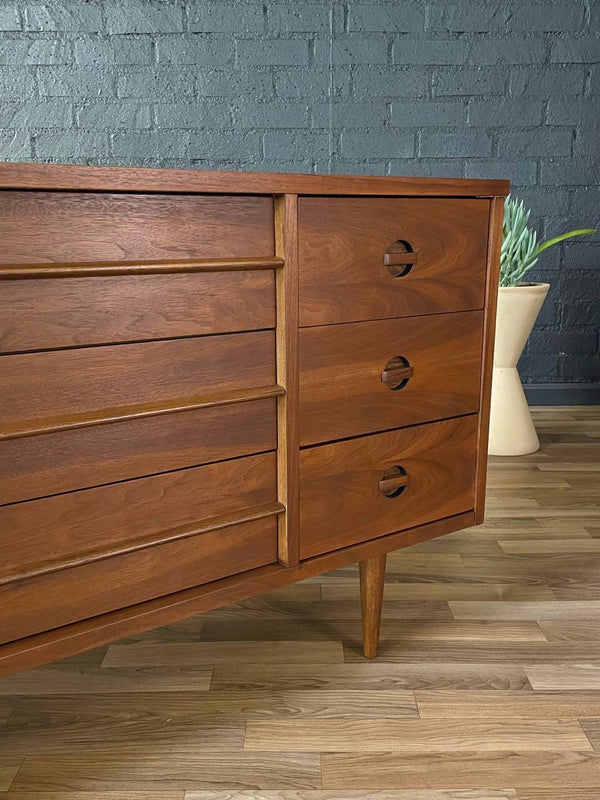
left=0, top=161, right=509, bottom=198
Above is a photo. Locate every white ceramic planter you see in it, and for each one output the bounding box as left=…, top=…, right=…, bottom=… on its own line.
left=488, top=283, right=550, bottom=456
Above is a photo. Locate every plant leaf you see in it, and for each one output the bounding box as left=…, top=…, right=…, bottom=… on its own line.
left=537, top=228, right=596, bottom=253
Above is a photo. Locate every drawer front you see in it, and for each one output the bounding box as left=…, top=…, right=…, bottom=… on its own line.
left=0, top=192, right=274, bottom=264
left=300, top=310, right=483, bottom=445
left=1, top=398, right=276, bottom=505
left=0, top=330, right=275, bottom=430
left=299, top=197, right=490, bottom=326
left=300, top=416, right=478, bottom=559
left=0, top=271, right=275, bottom=353
left=0, top=515, right=277, bottom=644
left=0, top=451, right=276, bottom=574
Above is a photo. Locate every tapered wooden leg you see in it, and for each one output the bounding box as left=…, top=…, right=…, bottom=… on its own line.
left=359, top=554, right=386, bottom=659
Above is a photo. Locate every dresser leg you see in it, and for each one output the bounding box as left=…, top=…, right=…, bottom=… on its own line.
left=359, top=554, right=386, bottom=658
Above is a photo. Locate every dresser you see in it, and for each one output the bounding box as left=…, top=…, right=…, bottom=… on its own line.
left=0, top=163, right=508, bottom=676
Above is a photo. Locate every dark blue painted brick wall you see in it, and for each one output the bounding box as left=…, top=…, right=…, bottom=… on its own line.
left=1, top=0, right=598, bottom=385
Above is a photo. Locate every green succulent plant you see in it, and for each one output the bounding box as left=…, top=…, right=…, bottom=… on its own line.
left=500, top=195, right=595, bottom=287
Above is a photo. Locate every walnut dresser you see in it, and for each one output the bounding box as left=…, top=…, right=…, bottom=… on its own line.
left=0, top=162, right=509, bottom=676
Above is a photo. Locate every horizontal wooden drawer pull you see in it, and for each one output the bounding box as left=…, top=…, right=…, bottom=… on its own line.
left=383, top=239, right=417, bottom=277
left=381, top=355, right=414, bottom=391
left=378, top=465, right=409, bottom=498
left=0, top=384, right=285, bottom=441
left=0, top=256, right=284, bottom=280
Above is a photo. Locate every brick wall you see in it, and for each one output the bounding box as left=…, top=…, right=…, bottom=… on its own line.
left=1, top=0, right=598, bottom=389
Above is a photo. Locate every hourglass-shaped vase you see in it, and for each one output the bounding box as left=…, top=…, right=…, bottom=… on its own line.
left=488, top=283, right=550, bottom=456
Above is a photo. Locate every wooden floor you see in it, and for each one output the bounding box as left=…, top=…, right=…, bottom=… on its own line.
left=0, top=406, right=599, bottom=798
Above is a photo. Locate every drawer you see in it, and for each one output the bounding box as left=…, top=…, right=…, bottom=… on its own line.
left=0, top=515, right=277, bottom=643
left=300, top=310, right=483, bottom=445
left=299, top=197, right=490, bottom=326
left=0, top=398, right=276, bottom=505
left=0, top=330, right=275, bottom=431
left=300, top=416, right=478, bottom=559
left=0, top=451, right=276, bottom=575
left=0, top=191, right=274, bottom=265
left=0, top=271, right=275, bottom=353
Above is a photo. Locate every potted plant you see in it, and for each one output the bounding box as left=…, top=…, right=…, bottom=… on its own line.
left=488, top=197, right=595, bottom=456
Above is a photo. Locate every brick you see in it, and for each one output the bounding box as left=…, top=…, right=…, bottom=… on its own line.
left=189, top=3, right=264, bottom=33
left=232, top=99, right=310, bottom=128
left=569, top=187, right=600, bottom=221
left=509, top=2, right=585, bottom=31
left=0, top=66, right=35, bottom=98
left=333, top=34, right=388, bottom=65
left=259, top=159, right=319, bottom=173
left=513, top=188, right=572, bottom=216
left=348, top=4, right=425, bottom=33
left=112, top=131, right=191, bottom=161
left=353, top=66, right=428, bottom=97
left=560, top=269, right=599, bottom=303
left=560, top=354, right=599, bottom=382
left=551, top=38, right=600, bottom=64
left=469, top=98, right=544, bottom=126
left=190, top=130, right=261, bottom=159
left=0, top=131, right=32, bottom=159
left=37, top=66, right=114, bottom=97
left=518, top=354, right=560, bottom=382
left=156, top=34, right=235, bottom=66
left=154, top=100, right=232, bottom=129
left=497, top=128, right=573, bottom=158
left=264, top=130, right=330, bottom=159
left=199, top=68, right=274, bottom=98
left=419, top=129, right=493, bottom=158
left=0, top=6, right=21, bottom=30
left=510, top=65, right=587, bottom=96
left=35, top=130, right=111, bottom=160
left=24, top=2, right=103, bottom=32
left=315, top=99, right=389, bottom=128
left=117, top=67, right=196, bottom=98
left=390, top=158, right=464, bottom=178
left=562, top=303, right=600, bottom=328
left=547, top=97, right=586, bottom=125
left=276, top=68, right=331, bottom=98
left=527, top=329, right=597, bottom=355
left=540, top=157, right=600, bottom=186
left=104, top=2, right=184, bottom=35
left=237, top=38, right=309, bottom=66
left=563, top=243, right=600, bottom=269
left=74, top=37, right=153, bottom=66
left=391, top=99, right=466, bottom=127
left=470, top=38, right=546, bottom=65
left=393, top=39, right=469, bottom=65
left=464, top=158, right=537, bottom=186
left=77, top=101, right=151, bottom=129
left=268, top=4, right=330, bottom=33
left=0, top=98, right=72, bottom=128
left=341, top=130, right=414, bottom=159
left=0, top=36, right=71, bottom=64
left=433, top=67, right=506, bottom=96
left=327, top=159, right=389, bottom=176
left=428, top=1, right=509, bottom=32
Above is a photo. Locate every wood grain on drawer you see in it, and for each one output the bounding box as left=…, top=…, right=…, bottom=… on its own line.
left=0, top=515, right=278, bottom=644
left=0, top=192, right=274, bottom=265
left=0, top=451, right=276, bottom=575
left=299, top=197, right=490, bottom=326
left=0, top=398, right=276, bottom=505
left=300, top=311, right=483, bottom=445
left=299, top=416, right=478, bottom=559
left=0, top=330, right=275, bottom=431
left=0, top=271, right=275, bottom=353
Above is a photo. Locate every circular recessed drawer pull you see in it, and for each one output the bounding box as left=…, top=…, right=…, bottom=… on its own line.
left=381, top=355, right=414, bottom=391
left=378, top=465, right=409, bottom=498
left=383, top=239, right=417, bottom=277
